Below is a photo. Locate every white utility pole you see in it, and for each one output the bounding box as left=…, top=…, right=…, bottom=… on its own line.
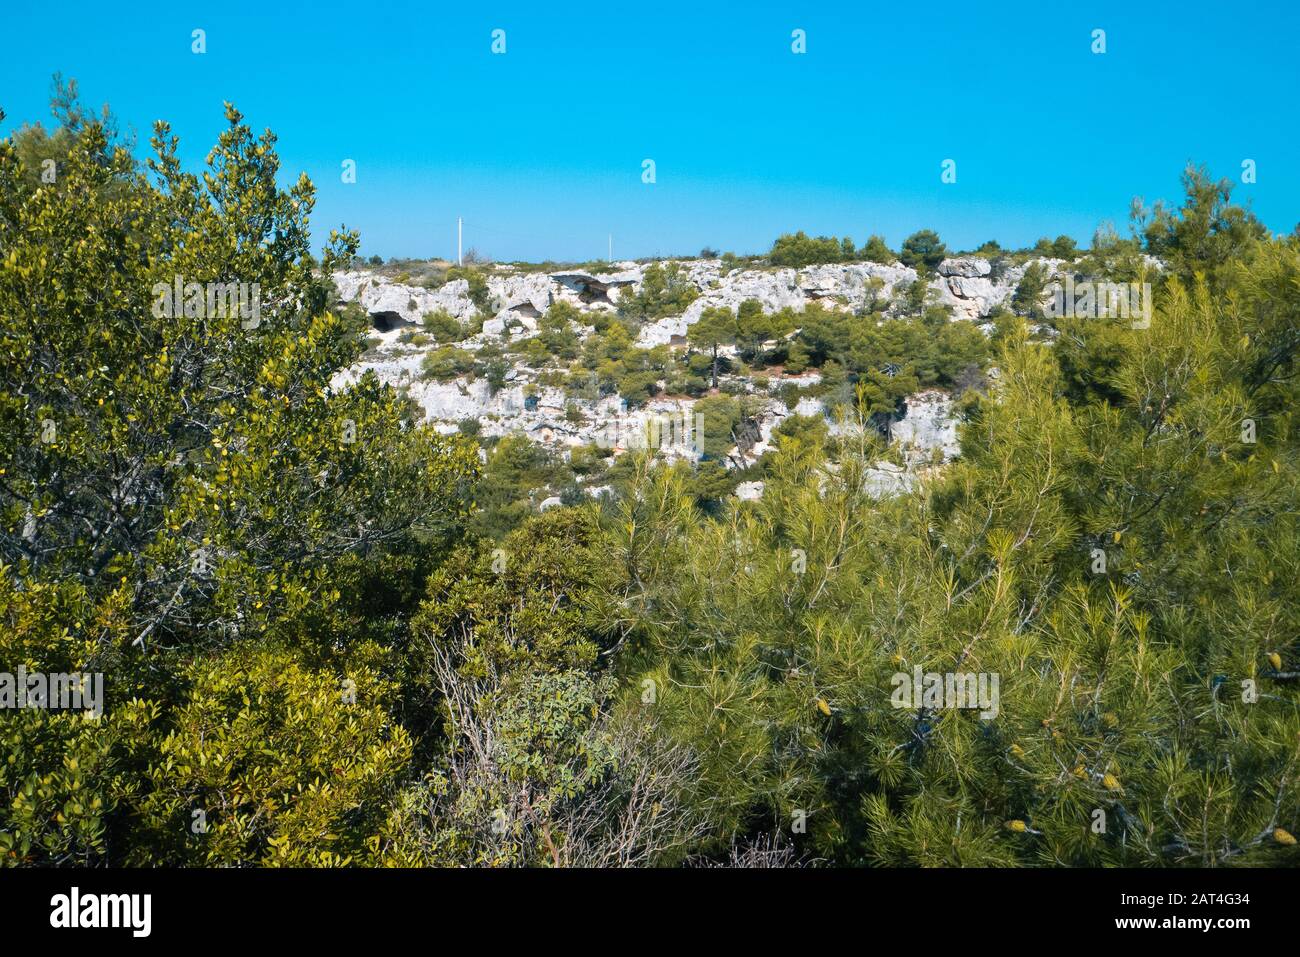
left=457, top=217, right=463, bottom=266
left=608, top=233, right=612, bottom=264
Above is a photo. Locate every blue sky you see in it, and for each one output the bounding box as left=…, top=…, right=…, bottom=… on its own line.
left=3, top=1, right=1298, bottom=261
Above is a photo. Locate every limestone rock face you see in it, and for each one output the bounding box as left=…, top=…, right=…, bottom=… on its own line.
left=938, top=275, right=1000, bottom=321
left=793, top=396, right=824, bottom=417
left=488, top=271, right=552, bottom=317
left=893, top=390, right=961, bottom=465
left=931, top=259, right=1041, bottom=321
left=335, top=271, right=479, bottom=327
left=335, top=254, right=1054, bottom=343
left=937, top=257, right=992, bottom=278
left=329, top=254, right=1050, bottom=501
left=862, top=460, right=916, bottom=497
left=551, top=268, right=639, bottom=309
left=634, top=261, right=922, bottom=347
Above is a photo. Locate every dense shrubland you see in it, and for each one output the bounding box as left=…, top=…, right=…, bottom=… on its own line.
left=2, top=87, right=1297, bottom=867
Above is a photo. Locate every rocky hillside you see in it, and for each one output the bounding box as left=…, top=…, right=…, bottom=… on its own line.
left=330, top=255, right=1045, bottom=495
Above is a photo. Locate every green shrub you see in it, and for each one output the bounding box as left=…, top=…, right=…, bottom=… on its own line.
left=422, top=309, right=465, bottom=343
left=769, top=231, right=856, bottom=267
left=617, top=262, right=699, bottom=321
left=421, top=346, right=476, bottom=380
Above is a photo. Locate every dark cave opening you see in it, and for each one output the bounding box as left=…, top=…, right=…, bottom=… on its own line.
left=369, top=310, right=409, bottom=333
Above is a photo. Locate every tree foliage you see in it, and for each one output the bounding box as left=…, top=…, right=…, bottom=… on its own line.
left=3, top=85, right=1295, bottom=869
left=0, top=89, right=477, bottom=865
left=595, top=188, right=1300, bottom=865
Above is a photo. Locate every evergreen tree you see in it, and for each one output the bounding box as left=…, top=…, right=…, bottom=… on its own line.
left=686, top=306, right=738, bottom=388
left=597, top=178, right=1300, bottom=867
left=899, top=229, right=947, bottom=273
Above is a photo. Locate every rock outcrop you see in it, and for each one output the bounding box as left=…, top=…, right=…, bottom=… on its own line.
left=330, top=254, right=1036, bottom=499
left=335, top=272, right=477, bottom=326
left=337, top=254, right=1049, bottom=340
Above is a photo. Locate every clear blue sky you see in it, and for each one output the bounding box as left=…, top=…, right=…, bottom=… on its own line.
left=3, top=1, right=1298, bottom=262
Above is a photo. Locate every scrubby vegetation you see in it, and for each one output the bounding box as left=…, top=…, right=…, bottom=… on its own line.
left=3, top=86, right=1297, bottom=868
left=616, top=261, right=699, bottom=322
